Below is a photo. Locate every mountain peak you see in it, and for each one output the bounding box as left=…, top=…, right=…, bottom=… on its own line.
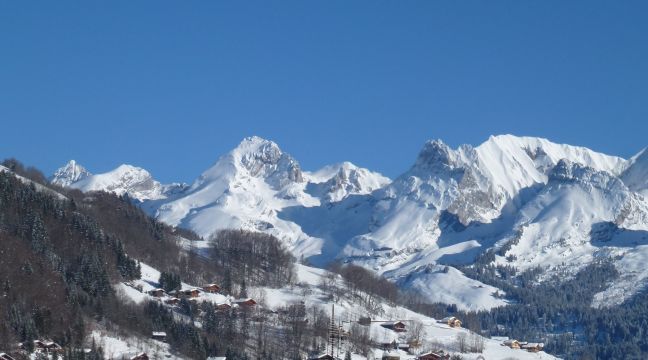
left=414, top=139, right=459, bottom=172
left=50, top=160, right=92, bottom=187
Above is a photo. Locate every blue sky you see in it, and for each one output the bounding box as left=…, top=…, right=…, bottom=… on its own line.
left=1, top=1, right=647, bottom=183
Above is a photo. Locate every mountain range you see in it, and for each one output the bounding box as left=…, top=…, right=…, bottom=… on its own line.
left=50, top=135, right=648, bottom=310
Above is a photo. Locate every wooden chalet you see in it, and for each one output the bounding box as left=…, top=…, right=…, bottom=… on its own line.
left=234, top=298, right=257, bottom=307
left=438, top=316, right=462, bottom=328
left=0, top=353, right=16, bottom=360
left=34, top=340, right=63, bottom=353
left=521, top=342, right=544, bottom=352
left=202, top=283, right=221, bottom=293
left=417, top=351, right=450, bottom=360
left=502, top=339, right=521, bottom=349
left=176, top=288, right=201, bottom=298
left=216, top=303, right=232, bottom=311
left=152, top=331, right=167, bottom=341
left=380, top=321, right=407, bottom=332
left=165, top=297, right=181, bottom=306
left=382, top=351, right=400, bottom=360
left=131, top=353, right=149, bottom=360
left=147, top=288, right=165, bottom=297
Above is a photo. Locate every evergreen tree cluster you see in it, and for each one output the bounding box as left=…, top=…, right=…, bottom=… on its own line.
left=158, top=271, right=181, bottom=292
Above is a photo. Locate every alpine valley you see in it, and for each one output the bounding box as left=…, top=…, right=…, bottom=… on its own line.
left=51, top=134, right=648, bottom=313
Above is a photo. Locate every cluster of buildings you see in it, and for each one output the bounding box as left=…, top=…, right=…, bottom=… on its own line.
left=138, top=281, right=258, bottom=314
left=0, top=339, right=65, bottom=359
left=500, top=338, right=545, bottom=352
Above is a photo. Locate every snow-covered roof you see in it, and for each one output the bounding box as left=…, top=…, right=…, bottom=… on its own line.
left=440, top=316, right=458, bottom=322
left=152, top=331, right=167, bottom=336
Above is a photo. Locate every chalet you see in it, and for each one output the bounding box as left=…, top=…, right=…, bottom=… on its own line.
left=0, top=353, right=16, bottom=360
left=147, top=288, right=165, bottom=297
left=202, top=283, right=221, bottom=293
left=206, top=357, right=227, bottom=360
left=34, top=340, right=63, bottom=353
left=438, top=316, right=462, bottom=328
left=234, top=298, right=257, bottom=307
left=177, top=288, right=201, bottom=298
left=152, top=331, right=167, bottom=341
left=417, top=351, right=450, bottom=360
left=380, top=321, right=406, bottom=332
left=308, top=354, right=334, bottom=360
left=131, top=353, right=149, bottom=360
left=165, top=297, right=181, bottom=306
left=521, top=342, right=544, bottom=352
left=502, top=339, right=521, bottom=349
left=216, top=303, right=232, bottom=311
left=382, top=351, right=400, bottom=360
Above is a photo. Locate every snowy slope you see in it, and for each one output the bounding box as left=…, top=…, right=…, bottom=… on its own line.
left=112, top=256, right=557, bottom=360
left=622, top=147, right=648, bottom=196
left=283, top=264, right=556, bottom=359
left=493, top=160, right=648, bottom=306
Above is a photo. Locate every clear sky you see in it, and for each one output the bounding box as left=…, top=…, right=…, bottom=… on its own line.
left=1, top=1, right=647, bottom=183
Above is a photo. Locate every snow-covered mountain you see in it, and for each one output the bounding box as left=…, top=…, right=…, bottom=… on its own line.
left=51, top=134, right=648, bottom=310
left=50, top=159, right=92, bottom=187
left=51, top=161, right=187, bottom=202
left=305, top=161, right=390, bottom=203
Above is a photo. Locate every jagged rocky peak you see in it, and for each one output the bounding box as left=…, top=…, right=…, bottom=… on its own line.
left=318, top=162, right=390, bottom=202
left=549, top=159, right=624, bottom=191
left=50, top=159, right=92, bottom=187
left=414, top=139, right=456, bottom=170
left=233, top=136, right=304, bottom=186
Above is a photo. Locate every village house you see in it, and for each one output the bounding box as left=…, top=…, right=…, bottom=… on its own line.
left=234, top=298, right=257, bottom=307
left=438, top=316, right=462, bottom=328
left=0, top=353, right=16, bottom=360
left=175, top=288, right=201, bottom=298
left=147, top=288, right=165, bottom=297
left=502, top=339, right=521, bottom=349
left=152, top=331, right=167, bottom=342
left=165, top=297, right=181, bottom=306
left=417, top=351, right=450, bottom=360
left=380, top=321, right=407, bottom=332
left=131, top=353, right=149, bottom=360
left=381, top=350, right=400, bottom=360
left=202, top=283, right=221, bottom=293
left=34, top=340, right=63, bottom=354
left=216, top=303, right=232, bottom=311
left=521, top=342, right=544, bottom=352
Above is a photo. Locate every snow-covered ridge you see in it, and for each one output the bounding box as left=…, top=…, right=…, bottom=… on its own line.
left=51, top=161, right=187, bottom=202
